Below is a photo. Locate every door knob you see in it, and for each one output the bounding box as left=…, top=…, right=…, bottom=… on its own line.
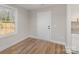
left=48, top=28, right=50, bottom=29
left=48, top=26, right=50, bottom=29
left=48, top=26, right=50, bottom=27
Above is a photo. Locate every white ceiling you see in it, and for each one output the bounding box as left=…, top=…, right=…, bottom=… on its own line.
left=17, top=4, right=53, bottom=10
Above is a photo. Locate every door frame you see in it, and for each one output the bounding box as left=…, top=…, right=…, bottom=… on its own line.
left=66, top=4, right=72, bottom=53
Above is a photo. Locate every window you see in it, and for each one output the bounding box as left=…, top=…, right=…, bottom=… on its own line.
left=0, top=5, right=17, bottom=37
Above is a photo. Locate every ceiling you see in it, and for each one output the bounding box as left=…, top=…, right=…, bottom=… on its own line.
left=17, top=4, right=53, bottom=10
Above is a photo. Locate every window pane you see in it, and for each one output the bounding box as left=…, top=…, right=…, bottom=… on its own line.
left=0, top=6, right=15, bottom=36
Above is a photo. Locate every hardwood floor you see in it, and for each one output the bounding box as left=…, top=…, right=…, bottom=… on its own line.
left=0, top=37, right=66, bottom=54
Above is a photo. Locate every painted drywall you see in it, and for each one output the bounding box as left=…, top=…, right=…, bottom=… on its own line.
left=28, top=11, right=37, bottom=36
left=0, top=5, right=29, bottom=51
left=29, top=5, right=67, bottom=45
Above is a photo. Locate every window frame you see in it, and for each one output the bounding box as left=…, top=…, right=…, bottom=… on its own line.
left=0, top=4, right=18, bottom=39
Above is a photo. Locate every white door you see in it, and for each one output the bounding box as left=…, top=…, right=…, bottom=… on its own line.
left=37, top=11, right=51, bottom=41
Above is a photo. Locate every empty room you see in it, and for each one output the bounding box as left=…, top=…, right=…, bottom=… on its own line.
left=0, top=4, right=79, bottom=54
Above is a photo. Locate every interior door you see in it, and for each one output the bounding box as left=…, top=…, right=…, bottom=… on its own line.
left=37, top=11, right=51, bottom=41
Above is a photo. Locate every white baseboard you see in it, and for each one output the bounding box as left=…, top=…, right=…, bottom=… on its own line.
left=0, top=35, right=30, bottom=52
left=29, top=35, right=65, bottom=45
left=65, top=47, right=72, bottom=54
left=50, top=40, right=65, bottom=45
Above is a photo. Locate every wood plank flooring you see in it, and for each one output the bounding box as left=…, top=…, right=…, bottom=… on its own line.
left=0, top=37, right=66, bottom=54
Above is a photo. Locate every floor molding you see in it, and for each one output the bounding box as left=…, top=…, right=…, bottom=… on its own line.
left=65, top=47, right=72, bottom=54
left=29, top=35, right=65, bottom=45
left=0, top=35, right=30, bottom=52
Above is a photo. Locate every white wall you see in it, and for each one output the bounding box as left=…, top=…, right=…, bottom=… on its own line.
left=0, top=5, right=29, bottom=51
left=28, top=11, right=37, bottom=36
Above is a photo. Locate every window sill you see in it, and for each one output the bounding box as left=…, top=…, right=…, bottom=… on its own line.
left=0, top=32, right=17, bottom=39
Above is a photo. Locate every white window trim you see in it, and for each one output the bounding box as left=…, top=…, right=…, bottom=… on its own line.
left=0, top=4, right=18, bottom=39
